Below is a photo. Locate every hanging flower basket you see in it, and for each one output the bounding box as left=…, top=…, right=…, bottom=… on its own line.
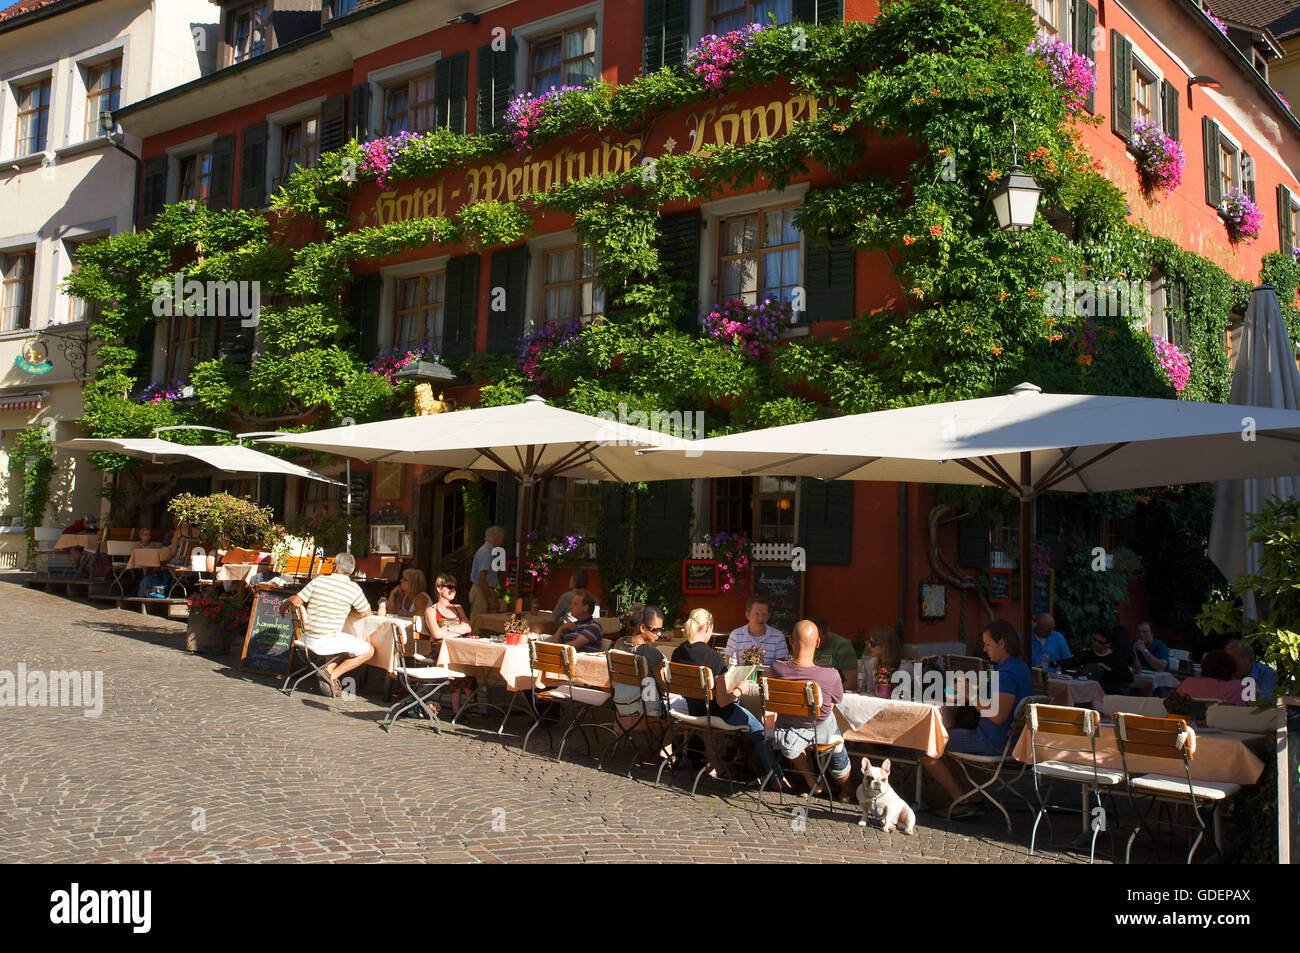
left=683, top=23, right=764, bottom=95
left=517, top=317, right=584, bottom=381
left=1221, top=187, right=1262, bottom=244
left=504, top=86, right=588, bottom=152
left=1152, top=335, right=1192, bottom=394
left=368, top=343, right=437, bottom=384
left=708, top=531, right=752, bottom=594
left=1130, top=120, right=1184, bottom=197
left=361, top=131, right=417, bottom=189
left=1027, top=32, right=1096, bottom=111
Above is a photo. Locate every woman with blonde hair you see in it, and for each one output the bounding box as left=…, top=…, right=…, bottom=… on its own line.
left=389, top=568, right=432, bottom=617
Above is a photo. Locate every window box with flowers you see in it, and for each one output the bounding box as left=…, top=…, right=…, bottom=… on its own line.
left=702, top=299, right=789, bottom=356
left=136, top=380, right=195, bottom=404
left=1221, top=187, right=1262, bottom=244
left=1026, top=32, right=1096, bottom=111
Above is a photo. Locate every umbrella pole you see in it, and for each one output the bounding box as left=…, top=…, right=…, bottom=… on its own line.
left=345, top=459, right=352, bottom=555
left=1020, top=451, right=1033, bottom=663
left=515, top=476, right=533, bottom=612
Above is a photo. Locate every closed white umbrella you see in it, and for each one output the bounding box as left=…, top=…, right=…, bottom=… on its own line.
left=264, top=395, right=733, bottom=602
left=642, top=382, right=1300, bottom=657
left=1209, top=284, right=1300, bottom=618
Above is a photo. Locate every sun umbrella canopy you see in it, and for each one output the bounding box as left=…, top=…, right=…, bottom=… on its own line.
left=641, top=383, right=1300, bottom=493
left=58, top=438, right=343, bottom=485
left=1209, top=284, right=1300, bottom=612
left=262, top=395, right=728, bottom=482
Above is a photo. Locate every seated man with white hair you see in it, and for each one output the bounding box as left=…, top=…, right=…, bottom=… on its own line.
left=280, top=552, right=373, bottom=697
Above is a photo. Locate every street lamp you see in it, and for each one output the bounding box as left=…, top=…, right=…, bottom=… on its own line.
left=989, top=119, right=1043, bottom=233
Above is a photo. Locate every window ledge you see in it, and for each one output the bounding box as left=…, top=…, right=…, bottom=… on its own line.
left=0, top=328, right=36, bottom=341
left=56, top=137, right=113, bottom=159
left=781, top=325, right=811, bottom=339
left=3, top=151, right=48, bottom=172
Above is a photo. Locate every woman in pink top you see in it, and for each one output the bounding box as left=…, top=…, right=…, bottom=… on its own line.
left=1171, top=650, right=1249, bottom=706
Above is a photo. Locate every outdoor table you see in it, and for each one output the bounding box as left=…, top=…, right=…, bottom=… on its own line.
left=471, top=612, right=557, bottom=636
left=348, top=615, right=414, bottom=678
left=435, top=635, right=609, bottom=690
left=1132, top=670, right=1180, bottom=696
left=1011, top=723, right=1265, bottom=786
left=124, top=545, right=164, bottom=571
left=1048, top=674, right=1105, bottom=710
left=216, top=563, right=262, bottom=591
left=53, top=534, right=97, bottom=551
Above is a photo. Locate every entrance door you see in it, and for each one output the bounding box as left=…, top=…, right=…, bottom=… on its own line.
left=432, top=480, right=470, bottom=609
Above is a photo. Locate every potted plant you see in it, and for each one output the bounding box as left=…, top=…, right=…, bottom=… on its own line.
left=1221, top=187, right=1262, bottom=244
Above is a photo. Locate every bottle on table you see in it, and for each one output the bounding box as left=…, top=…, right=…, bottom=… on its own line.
left=378, top=597, right=387, bottom=617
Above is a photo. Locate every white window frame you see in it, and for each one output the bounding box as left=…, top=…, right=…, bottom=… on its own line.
left=511, top=2, right=604, bottom=98
left=1214, top=123, right=1245, bottom=205
left=3, top=65, right=56, bottom=161
left=523, top=230, right=607, bottom=334
left=698, top=182, right=810, bottom=335
left=1129, top=47, right=1163, bottom=131
left=1028, top=0, right=1070, bottom=39
left=378, top=255, right=450, bottom=352
left=70, top=39, right=128, bottom=149
left=365, top=53, right=442, bottom=142
left=55, top=219, right=114, bottom=328
left=266, top=97, right=326, bottom=196
left=0, top=236, right=39, bottom=338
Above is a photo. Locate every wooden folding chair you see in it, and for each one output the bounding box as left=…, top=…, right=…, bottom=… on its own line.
left=599, top=649, right=669, bottom=776
left=658, top=662, right=748, bottom=796
left=758, top=676, right=845, bottom=817
left=520, top=640, right=613, bottom=762
left=945, top=694, right=1048, bottom=831
left=1114, top=713, right=1240, bottom=864
left=282, top=604, right=350, bottom=698
left=104, top=540, right=136, bottom=596
left=1027, top=703, right=1123, bottom=864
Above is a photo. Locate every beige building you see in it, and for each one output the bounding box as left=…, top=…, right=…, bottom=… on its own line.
left=0, top=0, right=219, bottom=531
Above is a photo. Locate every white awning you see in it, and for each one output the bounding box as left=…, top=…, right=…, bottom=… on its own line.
left=0, top=391, right=47, bottom=413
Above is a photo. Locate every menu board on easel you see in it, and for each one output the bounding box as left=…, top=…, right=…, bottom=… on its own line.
left=239, top=589, right=295, bottom=677
left=751, top=563, right=804, bottom=637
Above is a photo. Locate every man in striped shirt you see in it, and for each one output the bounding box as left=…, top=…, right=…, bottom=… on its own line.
left=724, top=595, right=788, bottom=666
left=281, top=552, right=373, bottom=697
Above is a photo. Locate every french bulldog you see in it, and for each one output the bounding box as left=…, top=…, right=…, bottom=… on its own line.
left=857, top=757, right=916, bottom=834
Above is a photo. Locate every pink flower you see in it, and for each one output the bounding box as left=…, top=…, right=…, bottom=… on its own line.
left=1028, top=32, right=1096, bottom=111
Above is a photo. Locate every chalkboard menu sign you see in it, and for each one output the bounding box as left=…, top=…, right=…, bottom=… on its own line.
left=682, top=560, right=720, bottom=594
left=1287, top=701, right=1300, bottom=863
left=239, top=589, right=296, bottom=676
left=504, top=560, right=534, bottom=592
left=751, top=563, right=805, bottom=637
left=1032, top=570, right=1054, bottom=615
left=987, top=569, right=1011, bottom=604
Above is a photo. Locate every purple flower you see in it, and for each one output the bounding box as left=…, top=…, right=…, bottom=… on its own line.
left=1028, top=32, right=1096, bottom=111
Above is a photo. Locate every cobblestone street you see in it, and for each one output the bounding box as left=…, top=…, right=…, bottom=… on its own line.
left=0, top=582, right=1090, bottom=863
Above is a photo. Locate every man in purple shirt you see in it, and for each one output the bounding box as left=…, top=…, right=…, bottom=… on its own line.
left=769, top=620, right=853, bottom=801
left=554, top=589, right=603, bottom=652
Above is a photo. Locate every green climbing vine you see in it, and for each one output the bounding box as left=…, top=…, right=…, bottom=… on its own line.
left=10, top=426, right=55, bottom=538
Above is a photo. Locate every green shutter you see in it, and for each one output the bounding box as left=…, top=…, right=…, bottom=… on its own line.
left=195, top=316, right=219, bottom=364
left=238, top=121, right=268, bottom=210
left=804, top=232, right=855, bottom=323
left=1168, top=281, right=1189, bottom=350
left=258, top=474, right=286, bottom=523
left=656, top=210, right=701, bottom=331
left=1160, top=79, right=1179, bottom=141
left=1204, top=116, right=1222, bottom=208
left=350, top=274, right=382, bottom=361
left=496, top=474, right=519, bottom=553
left=208, top=133, right=236, bottom=210
left=318, top=94, right=347, bottom=154
left=477, top=39, right=515, bottom=134
left=956, top=518, right=988, bottom=567
left=1280, top=185, right=1294, bottom=256
left=140, top=155, right=168, bottom=227
left=435, top=52, right=469, bottom=135
left=219, top=313, right=254, bottom=365
left=634, top=480, right=693, bottom=560
left=599, top=483, right=631, bottom=564
left=643, top=0, right=690, bottom=74
left=795, top=478, right=853, bottom=564
left=442, top=253, right=479, bottom=363
left=1074, top=1, right=1097, bottom=112
left=1111, top=31, right=1132, bottom=141
left=129, top=321, right=155, bottom=385
left=351, top=83, right=371, bottom=141
left=486, top=246, right=528, bottom=355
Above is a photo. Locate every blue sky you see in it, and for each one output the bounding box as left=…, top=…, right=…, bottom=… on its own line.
left=0, top=0, right=26, bottom=12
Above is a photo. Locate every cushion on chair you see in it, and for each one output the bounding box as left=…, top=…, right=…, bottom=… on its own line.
left=669, top=709, right=747, bottom=732
left=402, top=666, right=464, bottom=681
left=1033, top=760, right=1124, bottom=785
left=1129, top=774, right=1240, bottom=800
left=538, top=685, right=611, bottom=706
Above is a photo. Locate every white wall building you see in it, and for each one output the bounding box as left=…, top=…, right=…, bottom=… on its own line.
left=0, top=0, right=219, bottom=531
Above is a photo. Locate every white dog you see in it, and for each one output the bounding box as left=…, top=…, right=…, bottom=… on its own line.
left=857, top=757, right=916, bottom=834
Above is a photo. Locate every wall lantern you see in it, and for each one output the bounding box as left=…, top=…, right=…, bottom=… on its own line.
left=989, top=120, right=1042, bottom=233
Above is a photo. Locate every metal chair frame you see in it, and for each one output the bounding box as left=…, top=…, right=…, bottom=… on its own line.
left=520, top=640, right=614, bottom=762
left=656, top=662, right=747, bottom=796
left=1027, top=703, right=1120, bottom=864
left=757, top=676, right=845, bottom=817
left=380, top=623, right=463, bottom=734
left=281, top=604, right=349, bottom=698
left=945, top=694, right=1047, bottom=831
left=598, top=649, right=671, bottom=776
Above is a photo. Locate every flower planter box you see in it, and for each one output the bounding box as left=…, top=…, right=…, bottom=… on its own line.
left=186, top=611, right=233, bottom=655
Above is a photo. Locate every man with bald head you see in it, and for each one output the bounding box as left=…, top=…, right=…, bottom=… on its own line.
left=1030, top=612, right=1070, bottom=668
left=769, top=620, right=854, bottom=800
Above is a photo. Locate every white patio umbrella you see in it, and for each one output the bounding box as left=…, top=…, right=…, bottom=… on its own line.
left=642, top=382, right=1300, bottom=658
left=58, top=437, right=343, bottom=485
left=263, top=395, right=738, bottom=602
left=1209, top=284, right=1300, bottom=619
